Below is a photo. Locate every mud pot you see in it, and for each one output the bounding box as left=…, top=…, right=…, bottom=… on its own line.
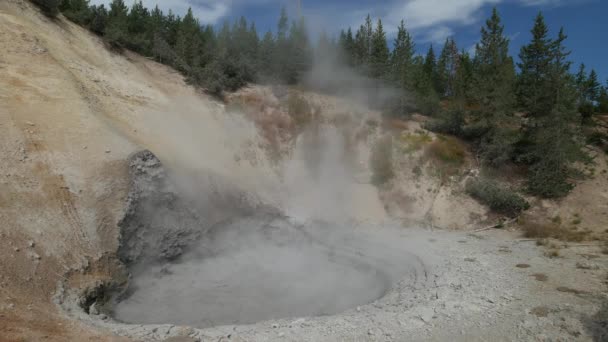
left=105, top=151, right=419, bottom=328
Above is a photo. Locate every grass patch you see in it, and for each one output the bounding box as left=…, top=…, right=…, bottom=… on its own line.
left=426, top=135, right=466, bottom=165
left=400, top=131, right=432, bottom=153
left=520, top=218, right=590, bottom=242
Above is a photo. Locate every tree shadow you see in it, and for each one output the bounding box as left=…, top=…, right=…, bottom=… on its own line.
left=583, top=297, right=608, bottom=342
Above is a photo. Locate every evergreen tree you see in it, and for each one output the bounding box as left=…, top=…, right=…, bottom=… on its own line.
left=60, top=0, right=92, bottom=24
left=587, top=69, right=600, bottom=103
left=370, top=19, right=389, bottom=80
left=274, top=7, right=290, bottom=82
left=353, top=15, right=373, bottom=73
left=453, top=50, right=474, bottom=106
left=525, top=26, right=583, bottom=197
left=390, top=20, right=415, bottom=89
left=412, top=54, right=440, bottom=115
left=472, top=7, right=517, bottom=166
left=31, top=0, right=60, bottom=16
left=105, top=0, right=129, bottom=46
left=517, top=12, right=552, bottom=118
left=277, top=7, right=288, bottom=41
left=436, top=37, right=459, bottom=98
left=258, top=31, right=275, bottom=79
left=126, top=1, right=150, bottom=53
left=598, top=82, right=608, bottom=113
left=89, top=4, right=108, bottom=35
left=339, top=27, right=355, bottom=66
left=285, top=17, right=312, bottom=84
left=575, top=63, right=587, bottom=100
left=175, top=8, right=201, bottom=73
left=423, top=45, right=436, bottom=78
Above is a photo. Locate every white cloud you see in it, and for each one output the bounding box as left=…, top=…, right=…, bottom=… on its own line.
left=387, top=0, right=501, bottom=30
left=518, top=0, right=563, bottom=6
left=88, top=0, right=235, bottom=24
left=421, top=26, right=454, bottom=44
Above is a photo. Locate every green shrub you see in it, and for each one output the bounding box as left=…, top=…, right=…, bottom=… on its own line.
left=527, top=159, right=574, bottom=198
left=424, top=109, right=465, bottom=136
left=466, top=178, right=530, bottom=216
left=31, top=0, right=60, bottom=16
left=370, top=135, right=394, bottom=185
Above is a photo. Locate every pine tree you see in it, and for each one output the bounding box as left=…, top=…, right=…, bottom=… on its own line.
left=285, top=17, right=312, bottom=84
left=370, top=19, right=389, bottom=80
left=274, top=7, right=291, bottom=82
left=517, top=12, right=552, bottom=118
left=587, top=69, right=600, bottom=103
left=126, top=1, right=150, bottom=53
left=339, top=27, right=355, bottom=66
left=353, top=15, right=373, bottom=73
left=31, top=0, right=60, bottom=16
left=412, top=54, right=440, bottom=115
left=436, top=38, right=459, bottom=98
left=390, top=20, right=415, bottom=89
left=258, top=31, right=275, bottom=79
left=105, top=0, right=129, bottom=46
left=525, top=26, right=583, bottom=197
left=89, top=4, right=108, bottom=35
left=453, top=50, right=473, bottom=107
left=277, top=7, right=288, bottom=41
left=423, top=45, right=436, bottom=78
left=598, top=82, right=608, bottom=113
left=174, top=8, right=200, bottom=72
left=471, top=7, right=517, bottom=166
left=60, top=0, right=92, bottom=24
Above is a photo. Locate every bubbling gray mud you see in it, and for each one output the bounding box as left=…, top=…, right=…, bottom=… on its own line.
left=111, top=151, right=414, bottom=328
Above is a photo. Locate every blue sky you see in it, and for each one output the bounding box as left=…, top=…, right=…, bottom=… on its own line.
left=91, top=0, right=607, bottom=82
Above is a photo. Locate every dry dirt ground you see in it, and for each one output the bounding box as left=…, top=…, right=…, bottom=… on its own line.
left=1, top=1, right=607, bottom=341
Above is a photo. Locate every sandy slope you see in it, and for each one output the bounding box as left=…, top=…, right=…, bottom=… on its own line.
left=1, top=1, right=607, bottom=341
left=0, top=1, right=217, bottom=340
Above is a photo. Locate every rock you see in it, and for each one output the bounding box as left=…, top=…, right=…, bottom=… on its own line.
left=27, top=240, right=35, bottom=248
left=271, top=324, right=278, bottom=329
left=105, top=149, right=111, bottom=153
left=25, top=121, right=35, bottom=126
left=278, top=332, right=285, bottom=338
left=576, top=262, right=599, bottom=270
left=89, top=304, right=99, bottom=315
left=418, top=308, right=435, bottom=323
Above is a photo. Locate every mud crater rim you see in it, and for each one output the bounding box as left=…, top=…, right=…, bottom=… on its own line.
left=101, top=150, right=413, bottom=328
